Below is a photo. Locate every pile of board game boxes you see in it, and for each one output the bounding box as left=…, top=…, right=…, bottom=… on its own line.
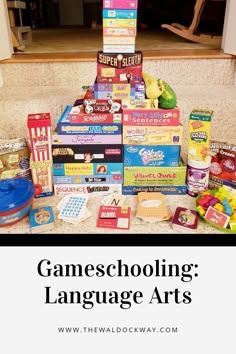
left=50, top=0, right=187, bottom=196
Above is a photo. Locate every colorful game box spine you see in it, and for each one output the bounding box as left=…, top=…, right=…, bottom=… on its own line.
left=53, top=162, right=124, bottom=176
left=122, top=185, right=187, bottom=195
left=122, top=108, right=180, bottom=126
left=103, top=36, right=136, bottom=45
left=53, top=173, right=123, bottom=185
left=93, top=81, right=145, bottom=100
left=57, top=123, right=122, bottom=135
left=103, top=27, right=137, bottom=36
left=54, top=183, right=122, bottom=195
left=103, top=0, right=138, bottom=10
left=103, top=18, right=137, bottom=28
left=103, top=44, right=135, bottom=54
left=52, top=134, right=122, bottom=145
left=52, top=144, right=123, bottom=163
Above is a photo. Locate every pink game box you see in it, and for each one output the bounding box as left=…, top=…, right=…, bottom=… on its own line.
left=123, top=108, right=180, bottom=126
left=103, top=0, right=138, bottom=9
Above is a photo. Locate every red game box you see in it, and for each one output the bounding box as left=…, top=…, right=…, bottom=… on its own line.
left=97, top=51, right=143, bottom=84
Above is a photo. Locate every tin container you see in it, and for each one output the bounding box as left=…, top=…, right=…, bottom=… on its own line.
left=186, top=157, right=211, bottom=197
left=0, top=178, right=42, bottom=226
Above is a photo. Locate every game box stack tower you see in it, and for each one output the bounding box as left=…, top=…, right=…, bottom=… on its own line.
left=52, top=103, right=124, bottom=196
left=121, top=101, right=187, bottom=195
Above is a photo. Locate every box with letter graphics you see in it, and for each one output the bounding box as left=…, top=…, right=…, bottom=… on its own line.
left=123, top=125, right=183, bottom=146
left=123, top=145, right=180, bottom=167
left=123, top=107, right=180, bottom=126
left=123, top=159, right=187, bottom=186
left=54, top=183, right=122, bottom=196
left=97, top=51, right=143, bottom=84
left=57, top=105, right=122, bottom=135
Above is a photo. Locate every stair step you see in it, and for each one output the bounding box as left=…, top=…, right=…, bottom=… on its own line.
left=0, top=84, right=235, bottom=159
left=1, top=57, right=235, bottom=87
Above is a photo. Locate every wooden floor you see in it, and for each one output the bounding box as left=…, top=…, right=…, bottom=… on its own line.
left=2, top=26, right=233, bottom=63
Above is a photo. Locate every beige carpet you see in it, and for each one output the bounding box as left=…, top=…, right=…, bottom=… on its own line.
left=23, top=26, right=222, bottom=53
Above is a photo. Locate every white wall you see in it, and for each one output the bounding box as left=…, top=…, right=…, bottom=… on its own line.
left=222, top=0, right=236, bottom=55
left=0, top=0, right=13, bottom=61
left=59, top=0, right=83, bottom=26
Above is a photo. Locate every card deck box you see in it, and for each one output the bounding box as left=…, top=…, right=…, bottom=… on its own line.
left=52, top=144, right=123, bottom=163
left=122, top=99, right=159, bottom=109
left=123, top=145, right=180, bottom=167
left=29, top=206, right=54, bottom=233
left=27, top=112, right=52, bottom=162
left=172, top=207, right=198, bottom=233
left=187, top=109, right=213, bottom=162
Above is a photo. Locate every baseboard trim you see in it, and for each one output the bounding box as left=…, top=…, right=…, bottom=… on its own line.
left=1, top=49, right=233, bottom=63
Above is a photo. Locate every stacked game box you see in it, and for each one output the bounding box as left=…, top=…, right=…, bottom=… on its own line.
left=52, top=103, right=123, bottom=196
left=94, top=0, right=145, bottom=100
left=102, top=0, right=138, bottom=54
left=121, top=99, right=187, bottom=195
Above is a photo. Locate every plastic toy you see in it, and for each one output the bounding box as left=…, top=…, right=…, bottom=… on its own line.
left=222, top=198, right=233, bottom=216
left=142, top=72, right=177, bottom=109
left=196, top=186, right=236, bottom=232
